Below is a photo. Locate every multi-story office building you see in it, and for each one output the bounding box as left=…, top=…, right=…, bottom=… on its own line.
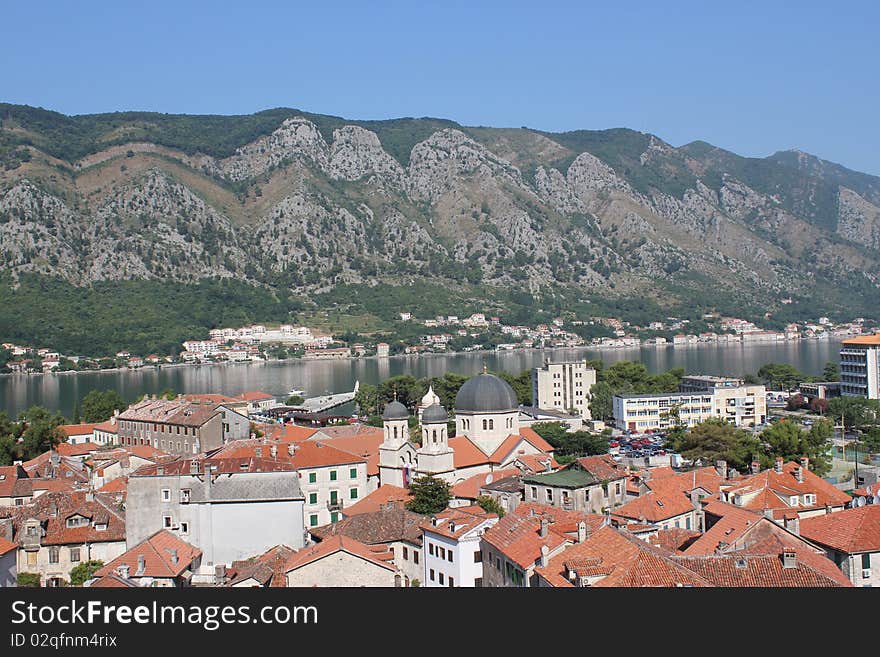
left=531, top=359, right=597, bottom=419
left=613, top=376, right=766, bottom=431
left=840, top=335, right=880, bottom=399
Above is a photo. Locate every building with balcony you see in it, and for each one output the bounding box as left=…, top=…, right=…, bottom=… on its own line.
left=531, top=358, right=597, bottom=419
left=840, top=334, right=880, bottom=399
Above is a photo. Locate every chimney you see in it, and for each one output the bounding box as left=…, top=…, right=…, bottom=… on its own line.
left=170, top=549, right=178, bottom=565
left=715, top=541, right=729, bottom=555
left=85, top=491, right=94, bottom=502
left=270, top=445, right=277, bottom=459
left=800, top=456, right=809, bottom=472
left=540, top=544, right=550, bottom=568
left=782, top=550, right=797, bottom=569
left=117, top=564, right=130, bottom=579
left=825, top=504, right=832, bottom=515
left=796, top=467, right=804, bottom=483
left=287, top=444, right=296, bottom=457
left=774, top=457, right=783, bottom=473
left=157, top=465, right=165, bottom=476
left=136, top=555, right=145, bottom=576
left=716, top=460, right=727, bottom=479
left=544, top=459, right=552, bottom=473
left=784, top=515, right=800, bottom=536
left=577, top=521, right=588, bottom=543
left=539, top=517, right=549, bottom=538
left=190, top=459, right=199, bottom=474
left=751, top=460, right=760, bottom=475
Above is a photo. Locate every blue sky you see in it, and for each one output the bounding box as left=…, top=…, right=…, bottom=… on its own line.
left=2, top=1, right=878, bottom=174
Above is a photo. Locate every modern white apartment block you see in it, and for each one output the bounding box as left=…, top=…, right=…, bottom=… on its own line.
left=531, top=359, right=597, bottom=419
left=613, top=377, right=766, bottom=431
left=840, top=335, right=880, bottom=399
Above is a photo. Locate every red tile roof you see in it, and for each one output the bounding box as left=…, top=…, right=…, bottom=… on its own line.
left=842, top=334, right=880, bottom=345
left=0, top=537, right=16, bottom=555
left=800, top=505, right=880, bottom=554
left=0, top=465, right=28, bottom=498
left=648, top=527, right=702, bottom=553
left=420, top=505, right=497, bottom=540
left=535, top=526, right=713, bottom=588
left=683, top=500, right=765, bottom=555
left=576, top=455, right=629, bottom=481
left=97, top=530, right=201, bottom=579
left=56, top=442, right=102, bottom=456
left=97, top=477, right=127, bottom=495
left=452, top=469, right=519, bottom=501
left=58, top=424, right=101, bottom=438
left=0, top=490, right=126, bottom=546
left=283, top=535, right=397, bottom=574
left=343, top=485, right=413, bottom=516
left=89, top=574, right=138, bottom=588
left=310, top=429, right=384, bottom=477
left=673, top=551, right=852, bottom=587
left=313, top=502, right=424, bottom=545
left=238, top=391, right=275, bottom=401
left=448, top=437, right=493, bottom=468
left=517, top=427, right=555, bottom=453
left=614, top=467, right=723, bottom=524
left=228, top=545, right=296, bottom=587
left=514, top=453, right=562, bottom=474
left=721, top=462, right=851, bottom=513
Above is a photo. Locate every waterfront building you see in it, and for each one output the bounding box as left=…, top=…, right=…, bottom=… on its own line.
left=840, top=334, right=880, bottom=398
left=530, top=358, right=597, bottom=419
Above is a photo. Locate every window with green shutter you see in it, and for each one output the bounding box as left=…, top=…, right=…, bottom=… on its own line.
left=331, top=512, right=338, bottom=523
left=350, top=488, right=358, bottom=500
left=309, top=493, right=318, bottom=505
left=330, top=470, right=337, bottom=481
left=863, top=553, right=871, bottom=569
left=350, top=467, right=357, bottom=479
left=308, top=472, right=316, bottom=483
left=309, top=514, right=318, bottom=527
left=330, top=490, right=338, bottom=503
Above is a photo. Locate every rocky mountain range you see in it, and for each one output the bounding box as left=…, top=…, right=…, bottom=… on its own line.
left=2, top=102, right=879, bottom=323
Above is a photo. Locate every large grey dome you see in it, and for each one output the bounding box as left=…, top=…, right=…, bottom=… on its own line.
left=382, top=401, right=409, bottom=420
left=421, top=403, right=448, bottom=424
left=454, top=373, right=518, bottom=413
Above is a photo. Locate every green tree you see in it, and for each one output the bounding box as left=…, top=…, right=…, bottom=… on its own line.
left=17, top=573, right=41, bottom=587
left=756, top=363, right=802, bottom=391
left=476, top=495, right=506, bottom=518
left=822, top=361, right=840, bottom=382
left=672, top=418, right=762, bottom=472
left=69, top=560, right=104, bottom=586
left=17, top=406, right=65, bottom=459
left=588, top=381, right=614, bottom=421
left=405, top=475, right=451, bottom=515
left=827, top=396, right=880, bottom=431
left=80, top=390, right=127, bottom=423
left=159, top=388, right=177, bottom=400
left=759, top=418, right=832, bottom=476
left=286, top=394, right=305, bottom=406
left=786, top=393, right=804, bottom=411
left=354, top=383, right=379, bottom=416
left=530, top=422, right=609, bottom=458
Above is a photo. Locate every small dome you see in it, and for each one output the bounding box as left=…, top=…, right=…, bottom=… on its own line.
left=420, top=385, right=440, bottom=407
left=382, top=401, right=409, bottom=421
left=454, top=373, right=518, bottom=413
left=421, top=403, right=448, bottom=424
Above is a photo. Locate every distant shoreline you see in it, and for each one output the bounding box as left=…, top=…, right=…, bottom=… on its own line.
left=0, top=335, right=848, bottom=380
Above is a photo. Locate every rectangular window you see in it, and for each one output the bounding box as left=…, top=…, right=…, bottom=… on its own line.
left=161, top=489, right=171, bottom=502
left=27, top=552, right=37, bottom=566
left=439, top=573, right=445, bottom=585
left=531, top=487, right=537, bottom=500
left=546, top=488, right=553, bottom=502
left=862, top=553, right=871, bottom=569
left=350, top=468, right=357, bottom=479
left=330, top=512, right=339, bottom=523
left=309, top=472, right=317, bottom=484
left=309, top=493, right=318, bottom=505
left=449, top=577, right=454, bottom=587
left=330, top=470, right=337, bottom=481
left=430, top=569, right=435, bottom=582
left=414, top=551, right=419, bottom=565
left=615, top=482, right=621, bottom=495
left=163, top=516, right=172, bottom=528
left=309, top=514, right=318, bottom=527
left=474, top=551, right=482, bottom=563
left=349, top=488, right=358, bottom=500
left=69, top=547, right=80, bottom=563
left=429, top=544, right=435, bottom=556
left=330, top=490, right=338, bottom=504
left=439, top=547, right=445, bottom=559
left=403, top=547, right=409, bottom=560
left=49, top=547, right=59, bottom=564
left=180, top=522, right=189, bottom=534
left=448, top=551, right=453, bottom=563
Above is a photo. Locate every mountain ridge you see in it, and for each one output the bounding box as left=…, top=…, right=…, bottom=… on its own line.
left=1, top=101, right=879, bottom=350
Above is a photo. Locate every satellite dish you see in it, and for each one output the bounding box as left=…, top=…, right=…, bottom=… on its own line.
left=858, top=496, right=867, bottom=507
left=485, top=474, right=494, bottom=485
left=873, top=494, right=880, bottom=505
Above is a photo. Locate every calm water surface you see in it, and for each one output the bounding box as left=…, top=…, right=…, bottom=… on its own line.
left=0, top=339, right=844, bottom=419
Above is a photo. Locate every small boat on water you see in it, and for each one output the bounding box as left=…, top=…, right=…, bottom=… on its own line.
left=288, top=387, right=307, bottom=397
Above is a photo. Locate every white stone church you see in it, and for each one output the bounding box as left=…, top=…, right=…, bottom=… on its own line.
left=379, top=372, right=555, bottom=487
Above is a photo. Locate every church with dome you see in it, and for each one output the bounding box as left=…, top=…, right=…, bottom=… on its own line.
left=378, top=372, right=555, bottom=487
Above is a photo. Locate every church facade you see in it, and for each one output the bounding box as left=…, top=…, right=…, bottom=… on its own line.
left=379, top=373, right=555, bottom=488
